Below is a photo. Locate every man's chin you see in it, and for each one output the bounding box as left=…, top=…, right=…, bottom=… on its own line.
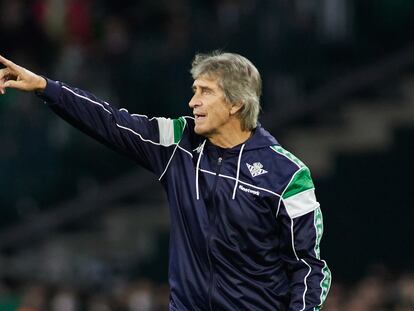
left=194, top=126, right=203, bottom=135
left=194, top=125, right=208, bottom=136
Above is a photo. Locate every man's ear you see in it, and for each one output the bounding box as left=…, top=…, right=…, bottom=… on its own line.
left=230, top=102, right=244, bottom=115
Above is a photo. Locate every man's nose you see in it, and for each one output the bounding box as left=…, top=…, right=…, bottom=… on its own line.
left=189, top=96, right=201, bottom=109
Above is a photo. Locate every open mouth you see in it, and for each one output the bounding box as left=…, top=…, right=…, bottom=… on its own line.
left=194, top=113, right=206, bottom=121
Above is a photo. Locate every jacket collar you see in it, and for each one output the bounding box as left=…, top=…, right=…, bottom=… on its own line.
left=205, top=123, right=279, bottom=155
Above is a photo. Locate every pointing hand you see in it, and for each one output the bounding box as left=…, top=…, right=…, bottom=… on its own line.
left=0, top=55, right=46, bottom=95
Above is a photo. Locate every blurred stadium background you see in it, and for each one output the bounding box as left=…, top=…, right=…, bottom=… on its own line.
left=1, top=0, right=414, bottom=310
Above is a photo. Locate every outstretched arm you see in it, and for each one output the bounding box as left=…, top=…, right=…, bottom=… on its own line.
left=0, top=55, right=46, bottom=94
left=0, top=54, right=188, bottom=177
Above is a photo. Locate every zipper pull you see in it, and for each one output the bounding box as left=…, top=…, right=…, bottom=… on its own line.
left=217, top=157, right=223, bottom=166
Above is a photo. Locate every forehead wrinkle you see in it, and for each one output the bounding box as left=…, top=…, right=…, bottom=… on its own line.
left=193, top=77, right=220, bottom=92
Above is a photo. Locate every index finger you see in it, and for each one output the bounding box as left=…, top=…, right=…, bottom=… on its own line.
left=0, top=54, right=19, bottom=70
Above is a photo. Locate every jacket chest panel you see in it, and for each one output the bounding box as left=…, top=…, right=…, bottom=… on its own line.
left=197, top=160, right=280, bottom=233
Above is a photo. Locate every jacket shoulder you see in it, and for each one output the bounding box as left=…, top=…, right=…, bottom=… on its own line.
left=269, top=145, right=307, bottom=169
left=268, top=145, right=319, bottom=218
left=268, top=145, right=315, bottom=194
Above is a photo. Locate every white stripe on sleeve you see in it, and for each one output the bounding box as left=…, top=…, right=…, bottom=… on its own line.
left=283, top=189, right=320, bottom=219
left=156, top=117, right=175, bottom=146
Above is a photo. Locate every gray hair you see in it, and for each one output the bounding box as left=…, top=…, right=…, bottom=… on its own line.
left=190, top=51, right=262, bottom=131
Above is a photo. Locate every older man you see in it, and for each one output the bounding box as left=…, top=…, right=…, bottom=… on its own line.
left=0, top=52, right=331, bottom=310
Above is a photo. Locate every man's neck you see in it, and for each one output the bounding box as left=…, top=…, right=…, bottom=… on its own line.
left=208, top=128, right=252, bottom=148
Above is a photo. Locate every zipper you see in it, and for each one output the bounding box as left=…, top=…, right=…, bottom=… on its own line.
left=207, top=156, right=223, bottom=311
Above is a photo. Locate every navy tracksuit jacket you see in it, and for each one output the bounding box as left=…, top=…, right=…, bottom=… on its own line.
left=37, top=79, right=331, bottom=310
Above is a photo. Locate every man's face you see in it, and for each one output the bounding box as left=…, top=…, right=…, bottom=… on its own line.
left=189, top=76, right=233, bottom=138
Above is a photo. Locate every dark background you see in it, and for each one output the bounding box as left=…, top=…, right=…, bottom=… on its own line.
left=1, top=0, right=414, bottom=310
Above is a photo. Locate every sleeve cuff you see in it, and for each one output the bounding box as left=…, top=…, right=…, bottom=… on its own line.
left=35, top=78, right=62, bottom=103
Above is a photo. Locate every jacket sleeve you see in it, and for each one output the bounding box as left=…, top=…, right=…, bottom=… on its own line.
left=278, top=166, right=332, bottom=310
left=36, top=78, right=187, bottom=177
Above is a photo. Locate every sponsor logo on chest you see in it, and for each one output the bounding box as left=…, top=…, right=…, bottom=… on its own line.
left=238, top=184, right=260, bottom=196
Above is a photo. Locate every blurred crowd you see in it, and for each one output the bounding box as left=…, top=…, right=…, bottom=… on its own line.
left=2, top=268, right=414, bottom=311
left=326, top=271, right=414, bottom=311
left=0, top=277, right=169, bottom=311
